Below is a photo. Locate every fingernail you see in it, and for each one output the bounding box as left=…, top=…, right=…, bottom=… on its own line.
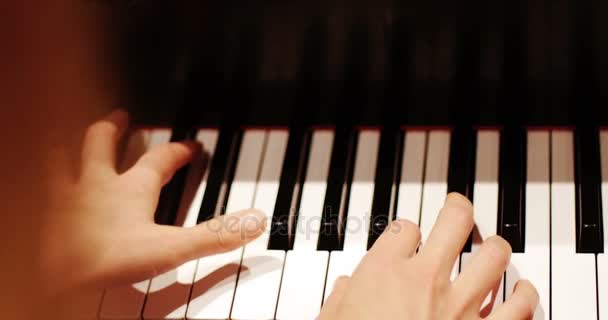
left=445, top=192, right=473, bottom=210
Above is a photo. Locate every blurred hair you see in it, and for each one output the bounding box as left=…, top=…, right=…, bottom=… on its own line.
left=0, top=1, right=121, bottom=318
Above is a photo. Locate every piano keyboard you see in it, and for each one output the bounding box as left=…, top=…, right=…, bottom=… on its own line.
left=84, top=126, right=606, bottom=320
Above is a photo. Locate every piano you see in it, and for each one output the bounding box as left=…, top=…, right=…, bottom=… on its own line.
left=79, top=0, right=607, bottom=319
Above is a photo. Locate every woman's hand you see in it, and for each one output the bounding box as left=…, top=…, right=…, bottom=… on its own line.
left=41, top=110, right=266, bottom=293
left=319, top=193, right=538, bottom=320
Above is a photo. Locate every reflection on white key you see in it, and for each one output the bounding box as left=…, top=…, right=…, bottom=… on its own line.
left=292, top=131, right=334, bottom=250
left=143, top=130, right=219, bottom=319
left=599, top=254, right=607, bottom=320
left=187, top=130, right=267, bottom=320
left=230, top=130, right=289, bottom=320
left=419, top=130, right=450, bottom=242
left=471, top=130, right=500, bottom=240
left=100, top=128, right=171, bottom=320
left=551, top=130, right=597, bottom=320
left=323, top=130, right=379, bottom=305
left=276, top=251, right=329, bottom=320
left=597, top=130, right=608, bottom=320
left=461, top=130, right=502, bottom=308
left=342, top=130, right=380, bottom=250
left=505, top=131, right=550, bottom=319
left=395, top=130, right=426, bottom=223
left=419, top=131, right=456, bottom=279
left=274, top=131, right=334, bottom=320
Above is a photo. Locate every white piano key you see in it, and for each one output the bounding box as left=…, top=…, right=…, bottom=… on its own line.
left=143, top=129, right=219, bottom=320
left=551, top=130, right=597, bottom=320
left=100, top=128, right=171, bottom=320
left=187, top=130, right=267, bottom=320
left=241, top=130, right=289, bottom=252
left=186, top=250, right=244, bottom=320
left=598, top=130, right=608, bottom=320
left=293, top=130, right=334, bottom=250
left=342, top=130, right=380, bottom=250
left=472, top=130, right=500, bottom=240
left=230, top=250, right=285, bottom=320
left=599, top=254, right=607, bottom=320
left=270, top=131, right=334, bottom=320
left=275, top=250, right=329, bottom=320
left=419, top=130, right=451, bottom=242
left=323, top=130, right=379, bottom=306
left=419, top=130, right=457, bottom=279
left=323, top=250, right=366, bottom=302
left=395, top=130, right=427, bottom=224
left=230, top=130, right=289, bottom=320
left=461, top=129, right=502, bottom=307
left=178, top=130, right=220, bottom=228
left=147, top=129, right=173, bottom=146
left=222, top=130, right=267, bottom=214
left=505, top=130, right=550, bottom=320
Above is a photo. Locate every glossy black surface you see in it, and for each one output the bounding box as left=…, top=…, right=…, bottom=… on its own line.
left=574, top=127, right=604, bottom=253
left=448, top=126, right=477, bottom=252
left=367, top=128, right=403, bottom=249
left=267, top=129, right=312, bottom=250
left=497, top=127, right=527, bottom=252
left=196, top=128, right=243, bottom=223
left=95, top=0, right=608, bottom=128
left=317, top=127, right=358, bottom=251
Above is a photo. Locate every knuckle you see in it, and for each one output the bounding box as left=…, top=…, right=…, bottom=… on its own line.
left=134, top=166, right=163, bottom=190
left=446, top=292, right=473, bottom=316
left=415, top=256, right=444, bottom=283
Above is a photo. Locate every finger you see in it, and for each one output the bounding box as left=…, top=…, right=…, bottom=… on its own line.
left=81, top=109, right=129, bottom=173
left=418, top=192, right=474, bottom=276
left=486, top=280, right=539, bottom=320
left=126, top=141, right=198, bottom=190
left=147, top=209, right=267, bottom=272
left=451, top=236, right=511, bottom=308
left=318, top=276, right=350, bottom=319
left=367, top=219, right=421, bottom=260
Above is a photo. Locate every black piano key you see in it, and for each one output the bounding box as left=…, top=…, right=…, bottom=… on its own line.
left=447, top=126, right=477, bottom=198
left=497, top=126, right=527, bottom=252
left=574, top=126, right=604, bottom=253
left=317, top=127, right=358, bottom=251
left=448, top=126, right=478, bottom=252
left=153, top=128, right=197, bottom=225
left=367, top=127, right=404, bottom=249
left=268, top=128, right=312, bottom=250
left=196, top=128, right=243, bottom=223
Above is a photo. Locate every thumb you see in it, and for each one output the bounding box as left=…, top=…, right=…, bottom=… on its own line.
left=151, top=209, right=267, bottom=273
